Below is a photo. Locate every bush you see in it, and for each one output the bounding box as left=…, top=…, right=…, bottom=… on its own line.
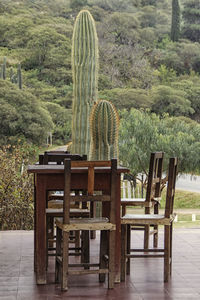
left=0, top=144, right=34, bottom=230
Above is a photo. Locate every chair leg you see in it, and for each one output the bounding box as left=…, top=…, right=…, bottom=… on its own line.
left=164, top=225, right=170, bottom=282
left=46, top=216, right=55, bottom=270
left=46, top=216, right=49, bottom=270
left=81, top=230, right=90, bottom=268
left=55, top=226, right=62, bottom=283
left=144, top=225, right=150, bottom=250
left=99, top=230, right=108, bottom=283
left=75, top=231, right=80, bottom=252
left=144, top=208, right=150, bottom=250
left=108, top=230, right=115, bottom=289
left=90, top=202, right=96, bottom=239
left=153, top=203, right=159, bottom=248
left=61, top=231, right=69, bottom=291
left=126, top=224, right=131, bottom=275
left=48, top=216, right=54, bottom=248
left=121, top=224, right=127, bottom=282
left=170, top=223, right=173, bottom=276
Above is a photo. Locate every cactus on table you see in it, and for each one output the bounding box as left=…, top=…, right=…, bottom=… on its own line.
left=89, top=100, right=119, bottom=160
left=71, top=9, right=99, bottom=156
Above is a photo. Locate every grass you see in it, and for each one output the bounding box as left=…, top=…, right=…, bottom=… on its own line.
left=125, top=185, right=200, bottom=228
left=160, top=188, right=200, bottom=209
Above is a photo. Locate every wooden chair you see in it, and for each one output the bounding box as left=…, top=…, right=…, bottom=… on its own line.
left=43, top=152, right=97, bottom=239
left=121, top=157, right=178, bottom=283
left=55, top=159, right=117, bottom=291
left=121, top=152, right=164, bottom=249
left=38, top=152, right=89, bottom=264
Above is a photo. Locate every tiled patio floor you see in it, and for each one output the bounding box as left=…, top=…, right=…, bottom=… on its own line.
left=0, top=228, right=200, bottom=300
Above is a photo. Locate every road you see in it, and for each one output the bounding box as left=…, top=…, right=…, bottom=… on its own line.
left=176, top=174, right=200, bottom=193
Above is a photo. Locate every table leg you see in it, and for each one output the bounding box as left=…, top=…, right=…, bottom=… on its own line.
left=114, top=175, right=121, bottom=283
left=36, top=174, right=47, bottom=284
left=34, top=175, right=36, bottom=272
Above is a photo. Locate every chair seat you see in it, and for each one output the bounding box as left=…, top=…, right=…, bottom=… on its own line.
left=121, top=213, right=176, bottom=225
left=121, top=198, right=152, bottom=207
left=48, top=200, right=63, bottom=208
left=55, top=217, right=116, bottom=231
left=46, top=208, right=90, bottom=218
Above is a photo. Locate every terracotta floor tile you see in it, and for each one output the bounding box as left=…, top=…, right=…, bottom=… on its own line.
left=0, top=229, right=200, bottom=299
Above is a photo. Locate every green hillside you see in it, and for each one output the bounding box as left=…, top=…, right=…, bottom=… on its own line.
left=0, top=0, right=200, bottom=148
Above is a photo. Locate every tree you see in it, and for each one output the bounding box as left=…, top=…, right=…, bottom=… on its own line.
left=99, top=88, right=153, bottom=110
left=0, top=80, right=53, bottom=145
left=70, top=0, right=88, bottom=9
left=150, top=85, right=194, bottom=117
left=155, top=41, right=200, bottom=75
left=43, top=102, right=72, bottom=144
left=119, top=108, right=200, bottom=176
left=171, top=0, right=180, bottom=42
left=182, top=0, right=200, bottom=42
left=171, top=74, right=200, bottom=121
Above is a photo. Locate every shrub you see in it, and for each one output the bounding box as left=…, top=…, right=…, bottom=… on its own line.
left=0, top=144, right=34, bottom=230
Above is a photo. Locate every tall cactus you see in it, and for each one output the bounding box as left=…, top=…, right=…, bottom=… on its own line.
left=89, top=100, right=119, bottom=160
left=71, top=10, right=99, bottom=156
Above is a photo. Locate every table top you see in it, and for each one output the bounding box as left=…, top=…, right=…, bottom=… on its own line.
left=28, top=164, right=129, bottom=174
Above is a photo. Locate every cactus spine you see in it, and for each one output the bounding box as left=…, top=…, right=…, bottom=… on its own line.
left=71, top=10, right=99, bottom=156
left=89, top=100, right=119, bottom=160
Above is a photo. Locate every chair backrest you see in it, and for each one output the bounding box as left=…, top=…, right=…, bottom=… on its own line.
left=145, top=152, right=164, bottom=203
left=63, top=159, right=117, bottom=224
left=165, top=157, right=178, bottom=218
left=39, top=152, right=87, bottom=165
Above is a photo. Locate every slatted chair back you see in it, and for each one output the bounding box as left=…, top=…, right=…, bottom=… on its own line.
left=165, top=157, right=178, bottom=218
left=145, top=152, right=164, bottom=204
left=63, top=159, right=117, bottom=225
left=39, top=152, right=87, bottom=165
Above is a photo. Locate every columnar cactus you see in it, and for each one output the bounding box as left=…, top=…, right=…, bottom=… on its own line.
left=71, top=10, right=99, bottom=156
left=17, top=63, right=22, bottom=89
left=2, top=57, right=6, bottom=80
left=89, top=100, right=119, bottom=160
left=10, top=67, right=14, bottom=82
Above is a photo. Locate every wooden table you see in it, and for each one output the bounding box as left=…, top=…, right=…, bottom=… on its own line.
left=28, top=164, right=129, bottom=284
